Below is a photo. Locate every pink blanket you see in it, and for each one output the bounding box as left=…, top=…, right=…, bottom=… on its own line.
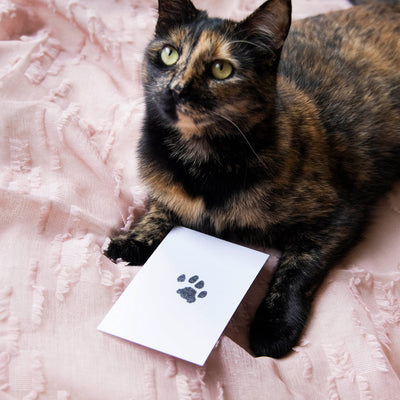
left=2, top=0, right=400, bottom=399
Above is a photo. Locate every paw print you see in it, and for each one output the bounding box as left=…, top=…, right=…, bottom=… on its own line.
left=176, top=274, right=207, bottom=303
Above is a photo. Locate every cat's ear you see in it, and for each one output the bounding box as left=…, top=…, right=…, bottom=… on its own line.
left=156, top=0, right=200, bottom=36
left=237, top=0, right=291, bottom=52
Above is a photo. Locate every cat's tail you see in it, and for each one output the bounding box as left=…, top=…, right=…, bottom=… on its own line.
left=349, top=0, right=399, bottom=4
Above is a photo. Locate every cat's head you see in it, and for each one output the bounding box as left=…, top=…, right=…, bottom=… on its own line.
left=142, top=0, right=291, bottom=139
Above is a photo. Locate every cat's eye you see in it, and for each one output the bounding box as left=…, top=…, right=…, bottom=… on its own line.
left=160, top=46, right=179, bottom=66
left=211, top=60, right=233, bottom=80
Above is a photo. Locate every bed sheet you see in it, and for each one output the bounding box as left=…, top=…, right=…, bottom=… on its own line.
left=1, top=1, right=400, bottom=399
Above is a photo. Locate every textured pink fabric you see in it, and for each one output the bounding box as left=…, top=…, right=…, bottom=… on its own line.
left=2, top=0, right=400, bottom=399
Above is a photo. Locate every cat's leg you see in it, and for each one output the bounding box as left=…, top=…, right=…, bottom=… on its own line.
left=249, top=247, right=324, bottom=358
left=249, top=221, right=363, bottom=358
left=105, top=200, right=176, bottom=265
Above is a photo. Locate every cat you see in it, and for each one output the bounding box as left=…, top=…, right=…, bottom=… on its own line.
left=106, top=0, right=400, bottom=358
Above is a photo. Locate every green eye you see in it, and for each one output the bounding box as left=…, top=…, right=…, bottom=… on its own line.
left=160, top=46, right=179, bottom=66
left=211, top=60, right=233, bottom=80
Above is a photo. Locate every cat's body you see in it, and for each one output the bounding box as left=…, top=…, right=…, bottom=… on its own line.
left=106, top=0, right=400, bottom=358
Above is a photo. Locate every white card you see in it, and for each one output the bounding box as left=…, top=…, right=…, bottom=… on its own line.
left=98, top=227, right=269, bottom=366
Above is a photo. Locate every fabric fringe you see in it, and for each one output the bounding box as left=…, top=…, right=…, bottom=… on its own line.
left=112, top=163, right=124, bottom=198
left=100, top=130, right=115, bottom=163
left=6, top=316, right=20, bottom=356
left=23, top=351, right=46, bottom=400
left=365, top=334, right=389, bottom=372
left=175, top=374, right=192, bottom=400
left=324, top=343, right=355, bottom=382
left=0, top=0, right=17, bottom=20
left=111, top=266, right=133, bottom=303
left=375, top=281, right=400, bottom=325
left=293, top=340, right=313, bottom=380
left=165, top=357, right=177, bottom=379
left=28, top=261, right=45, bottom=328
left=216, top=381, right=225, bottom=400
left=0, top=287, right=13, bottom=322
left=57, top=103, right=80, bottom=143
left=356, top=376, right=373, bottom=400
left=371, top=313, right=392, bottom=351
left=0, top=313, right=20, bottom=391
left=9, top=138, right=32, bottom=174
left=35, top=107, right=49, bottom=150
left=327, top=376, right=341, bottom=400
left=0, top=352, right=11, bottom=391
left=49, top=80, right=72, bottom=102
left=37, top=201, right=52, bottom=235
left=50, top=146, right=62, bottom=171
left=28, top=167, right=42, bottom=190
left=24, top=36, right=61, bottom=84
left=187, top=374, right=204, bottom=400
left=31, top=286, right=45, bottom=329
left=54, top=234, right=92, bottom=301
left=143, top=367, right=157, bottom=400
left=57, top=390, right=70, bottom=400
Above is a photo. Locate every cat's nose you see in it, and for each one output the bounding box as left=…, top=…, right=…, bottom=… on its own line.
left=169, top=86, right=181, bottom=102
left=169, top=82, right=191, bottom=101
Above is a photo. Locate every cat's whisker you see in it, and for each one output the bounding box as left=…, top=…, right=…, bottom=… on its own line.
left=211, top=111, right=269, bottom=171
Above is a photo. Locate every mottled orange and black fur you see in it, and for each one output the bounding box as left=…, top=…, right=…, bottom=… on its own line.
left=106, top=0, right=400, bottom=358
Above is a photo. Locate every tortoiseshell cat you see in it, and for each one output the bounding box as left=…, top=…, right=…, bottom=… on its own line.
left=106, top=0, right=400, bottom=358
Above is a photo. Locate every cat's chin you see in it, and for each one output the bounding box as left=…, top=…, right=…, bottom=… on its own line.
left=174, top=110, right=212, bottom=138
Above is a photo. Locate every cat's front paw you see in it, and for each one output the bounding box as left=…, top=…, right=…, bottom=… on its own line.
left=105, top=235, right=156, bottom=265
left=249, top=298, right=308, bottom=359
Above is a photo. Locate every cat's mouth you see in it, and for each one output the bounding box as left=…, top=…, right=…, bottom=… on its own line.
left=175, top=106, right=212, bottom=132
left=161, top=101, right=212, bottom=133
left=176, top=110, right=204, bottom=130
left=160, top=97, right=178, bottom=121
left=158, top=93, right=213, bottom=134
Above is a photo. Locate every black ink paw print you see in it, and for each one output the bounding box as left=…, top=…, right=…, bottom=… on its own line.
left=176, top=274, right=207, bottom=304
